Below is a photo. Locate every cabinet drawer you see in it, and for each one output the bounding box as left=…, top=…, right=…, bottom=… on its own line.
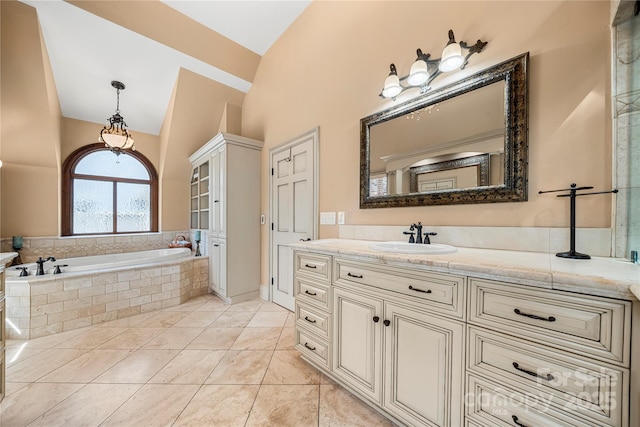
left=295, top=278, right=330, bottom=310
left=467, top=374, right=594, bottom=427
left=468, top=327, right=628, bottom=427
left=295, top=252, right=331, bottom=283
left=469, top=279, right=631, bottom=366
left=295, top=302, right=330, bottom=339
left=295, top=329, right=330, bottom=371
left=335, top=258, right=465, bottom=318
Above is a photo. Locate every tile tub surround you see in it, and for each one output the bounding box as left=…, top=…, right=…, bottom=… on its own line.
left=339, top=225, right=614, bottom=257
left=293, top=239, right=640, bottom=300
left=0, top=295, right=391, bottom=427
left=0, top=231, right=193, bottom=264
left=5, top=257, right=209, bottom=339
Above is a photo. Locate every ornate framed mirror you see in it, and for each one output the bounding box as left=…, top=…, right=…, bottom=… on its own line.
left=360, top=53, right=529, bottom=208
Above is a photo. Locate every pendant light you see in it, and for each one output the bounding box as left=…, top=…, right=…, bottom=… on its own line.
left=99, top=80, right=135, bottom=156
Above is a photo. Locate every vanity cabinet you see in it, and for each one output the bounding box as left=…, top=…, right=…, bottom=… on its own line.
left=467, top=279, right=631, bottom=427
left=295, top=253, right=465, bottom=427
left=189, top=133, right=263, bottom=303
left=293, top=246, right=636, bottom=427
left=295, top=252, right=333, bottom=371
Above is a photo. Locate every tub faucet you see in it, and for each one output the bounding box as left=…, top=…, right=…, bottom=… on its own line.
left=35, top=256, right=56, bottom=276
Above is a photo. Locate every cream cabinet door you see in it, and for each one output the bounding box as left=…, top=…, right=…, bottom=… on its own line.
left=209, top=238, right=226, bottom=295
left=383, top=302, right=464, bottom=427
left=332, top=287, right=383, bottom=404
left=210, top=147, right=226, bottom=238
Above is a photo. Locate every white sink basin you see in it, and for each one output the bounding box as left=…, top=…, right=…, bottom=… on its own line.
left=368, top=241, right=457, bottom=254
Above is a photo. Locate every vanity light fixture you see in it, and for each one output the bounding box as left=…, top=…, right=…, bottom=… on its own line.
left=99, top=80, right=135, bottom=156
left=380, top=30, right=487, bottom=99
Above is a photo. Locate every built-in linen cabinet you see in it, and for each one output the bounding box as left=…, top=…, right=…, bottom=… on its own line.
left=293, top=248, right=636, bottom=427
left=189, top=133, right=263, bottom=304
left=190, top=159, right=209, bottom=229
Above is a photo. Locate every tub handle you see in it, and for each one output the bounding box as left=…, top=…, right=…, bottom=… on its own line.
left=53, top=264, right=69, bottom=275
left=16, top=266, right=29, bottom=277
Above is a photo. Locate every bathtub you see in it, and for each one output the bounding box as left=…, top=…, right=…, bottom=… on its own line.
left=5, top=248, right=193, bottom=277
left=4, top=248, right=209, bottom=339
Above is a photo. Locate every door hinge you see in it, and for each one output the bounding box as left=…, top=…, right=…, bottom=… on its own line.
left=271, top=168, right=274, bottom=176
left=271, top=223, right=274, bottom=230
left=271, top=277, right=274, bottom=285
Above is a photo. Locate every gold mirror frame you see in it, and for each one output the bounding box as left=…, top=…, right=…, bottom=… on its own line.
left=360, top=53, right=529, bottom=208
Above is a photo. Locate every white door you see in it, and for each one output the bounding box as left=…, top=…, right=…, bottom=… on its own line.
left=270, top=128, right=318, bottom=311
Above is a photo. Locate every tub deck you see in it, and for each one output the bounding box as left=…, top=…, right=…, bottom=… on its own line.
left=4, top=251, right=209, bottom=339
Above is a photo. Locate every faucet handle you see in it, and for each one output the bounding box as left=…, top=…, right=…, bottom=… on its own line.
left=53, top=264, right=68, bottom=275
left=16, top=266, right=29, bottom=277
left=403, top=231, right=415, bottom=243
left=423, top=232, right=438, bottom=244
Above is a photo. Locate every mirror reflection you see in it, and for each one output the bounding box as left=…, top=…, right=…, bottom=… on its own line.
left=369, top=81, right=505, bottom=196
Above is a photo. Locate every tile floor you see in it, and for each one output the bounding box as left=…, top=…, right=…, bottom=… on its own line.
left=1, top=294, right=395, bottom=426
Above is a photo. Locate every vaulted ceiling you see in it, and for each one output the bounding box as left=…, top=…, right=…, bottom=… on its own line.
left=20, top=0, right=311, bottom=135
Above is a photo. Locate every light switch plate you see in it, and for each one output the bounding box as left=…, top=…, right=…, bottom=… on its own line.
left=337, top=211, right=345, bottom=224
left=320, top=212, right=336, bottom=225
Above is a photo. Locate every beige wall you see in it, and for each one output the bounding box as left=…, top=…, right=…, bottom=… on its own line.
left=1, top=1, right=616, bottom=293
left=1, top=0, right=61, bottom=237
left=0, top=1, right=246, bottom=238
left=242, top=0, right=612, bottom=229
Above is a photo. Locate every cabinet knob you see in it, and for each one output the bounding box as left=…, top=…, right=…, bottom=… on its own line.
left=373, top=316, right=380, bottom=323
left=383, top=319, right=391, bottom=327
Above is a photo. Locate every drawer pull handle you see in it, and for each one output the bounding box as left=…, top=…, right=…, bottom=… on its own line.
left=512, top=362, right=554, bottom=381
left=383, top=319, right=391, bottom=327
left=304, top=264, right=317, bottom=269
left=347, top=272, right=363, bottom=279
left=373, top=316, right=380, bottom=323
left=304, top=290, right=317, bottom=296
left=304, top=316, right=317, bottom=324
left=511, top=415, right=528, bottom=427
left=513, top=308, right=556, bottom=322
left=408, top=285, right=432, bottom=294
left=304, top=342, right=316, bottom=351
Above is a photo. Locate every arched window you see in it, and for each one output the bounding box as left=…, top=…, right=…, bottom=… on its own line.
left=62, top=144, right=158, bottom=236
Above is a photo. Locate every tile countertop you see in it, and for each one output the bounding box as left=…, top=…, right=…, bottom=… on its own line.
left=290, top=239, right=640, bottom=301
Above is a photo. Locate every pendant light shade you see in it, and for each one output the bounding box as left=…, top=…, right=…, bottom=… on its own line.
left=382, top=64, right=402, bottom=98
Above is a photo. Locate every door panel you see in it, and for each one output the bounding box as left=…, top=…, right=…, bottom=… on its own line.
left=293, top=180, right=308, bottom=233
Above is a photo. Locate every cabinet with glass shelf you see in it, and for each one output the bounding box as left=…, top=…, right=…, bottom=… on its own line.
left=190, top=160, right=209, bottom=229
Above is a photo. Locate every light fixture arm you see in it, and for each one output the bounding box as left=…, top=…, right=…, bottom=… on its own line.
left=379, top=30, right=488, bottom=99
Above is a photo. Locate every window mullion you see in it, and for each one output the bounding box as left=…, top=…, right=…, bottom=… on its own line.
left=113, top=181, right=118, bottom=233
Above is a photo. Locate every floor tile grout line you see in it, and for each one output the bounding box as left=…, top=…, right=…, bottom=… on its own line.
left=3, top=296, right=354, bottom=427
